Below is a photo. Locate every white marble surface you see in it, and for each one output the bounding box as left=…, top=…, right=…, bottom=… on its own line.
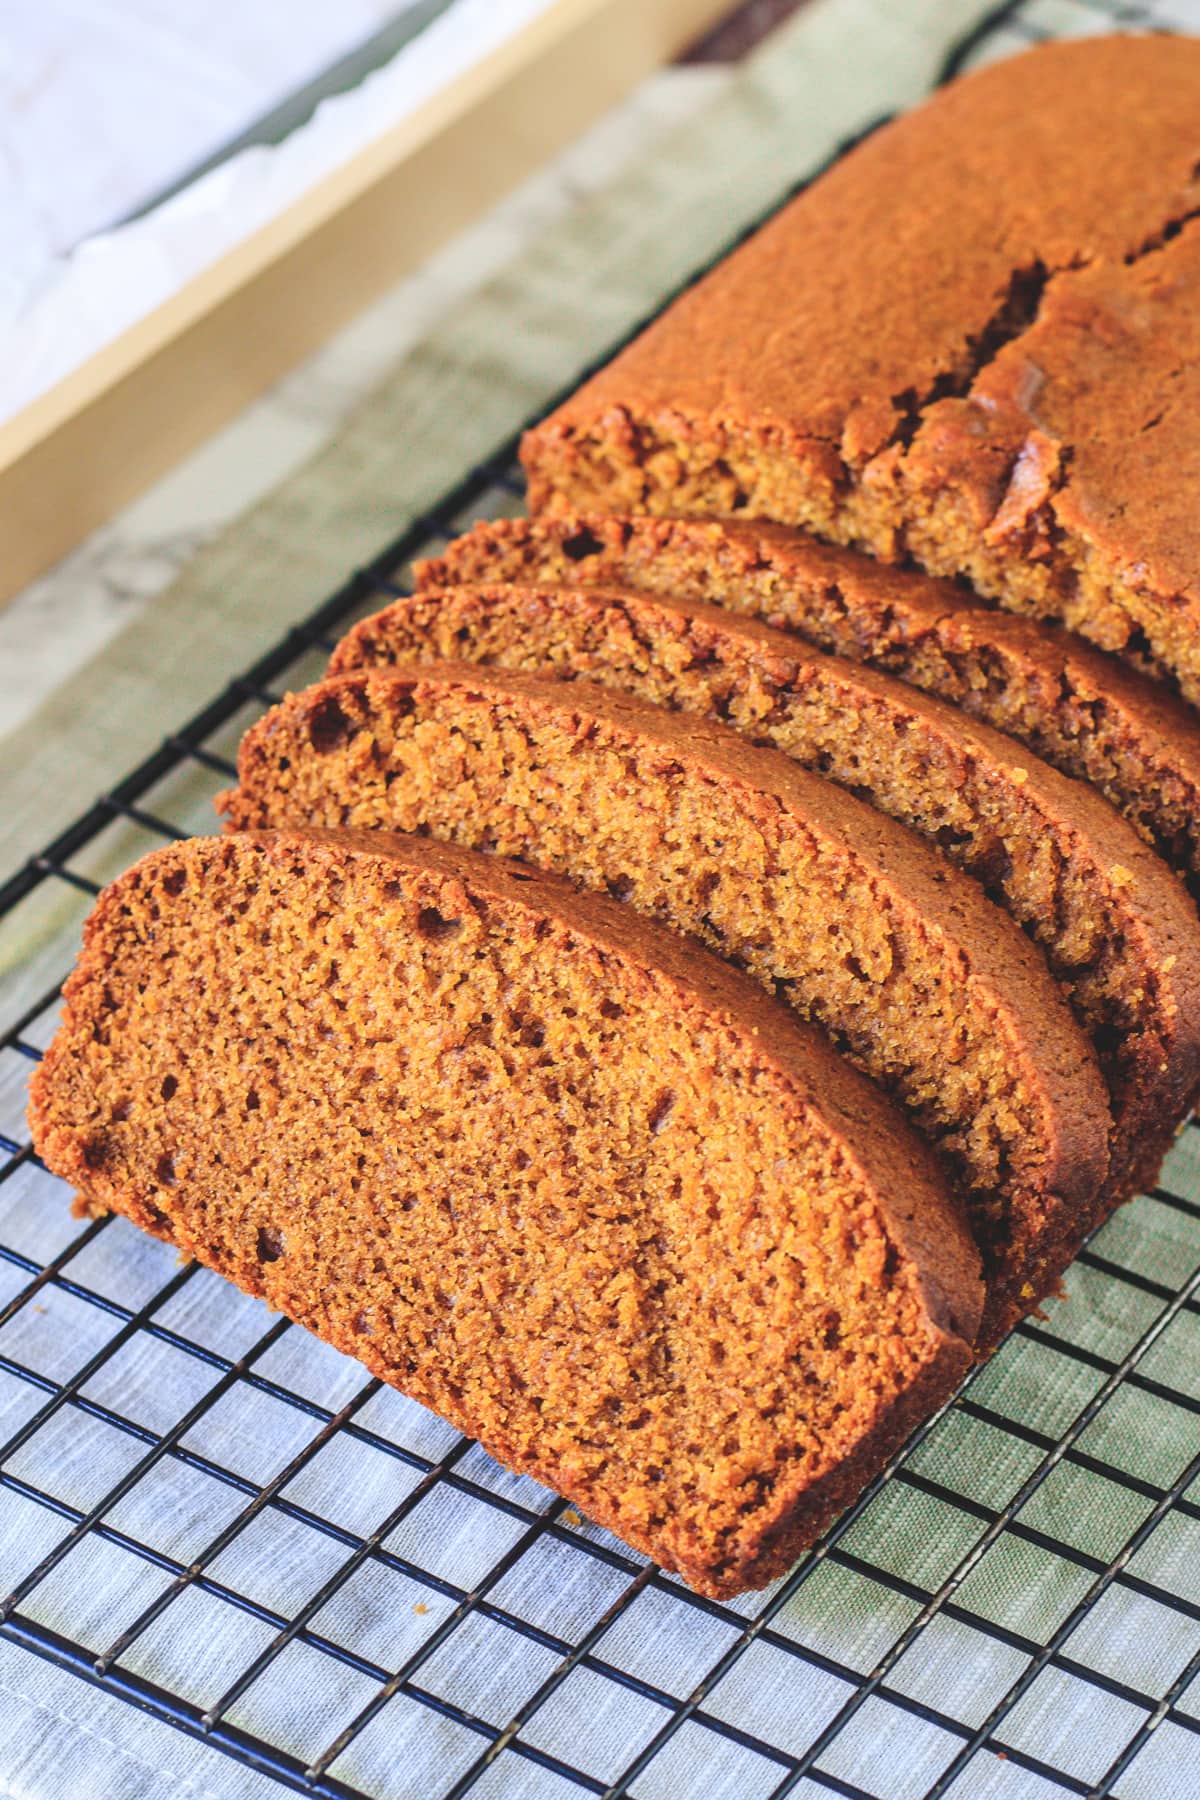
left=0, top=60, right=728, bottom=739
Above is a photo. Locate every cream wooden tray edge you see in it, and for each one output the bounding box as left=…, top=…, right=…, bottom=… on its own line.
left=0, top=0, right=729, bottom=608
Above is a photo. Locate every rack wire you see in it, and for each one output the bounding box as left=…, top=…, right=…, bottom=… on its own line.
left=3, top=1, right=1200, bottom=1794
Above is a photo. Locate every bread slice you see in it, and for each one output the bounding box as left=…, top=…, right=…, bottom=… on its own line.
left=416, top=514, right=1200, bottom=906
left=330, top=578, right=1200, bottom=1205
left=30, top=830, right=982, bottom=1598
left=219, top=667, right=1111, bottom=1347
left=518, top=36, right=1200, bottom=702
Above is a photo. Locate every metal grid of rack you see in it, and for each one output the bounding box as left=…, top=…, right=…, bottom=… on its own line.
left=3, top=2, right=1200, bottom=1794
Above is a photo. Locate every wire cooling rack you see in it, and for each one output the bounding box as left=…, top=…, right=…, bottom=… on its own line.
left=3, top=2, right=1200, bottom=1795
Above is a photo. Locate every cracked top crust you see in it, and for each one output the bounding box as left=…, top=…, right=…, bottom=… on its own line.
left=526, top=36, right=1200, bottom=471
left=902, top=222, right=1200, bottom=608
left=521, top=36, right=1200, bottom=695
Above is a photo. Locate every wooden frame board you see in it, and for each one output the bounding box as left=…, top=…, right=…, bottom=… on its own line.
left=0, top=0, right=730, bottom=606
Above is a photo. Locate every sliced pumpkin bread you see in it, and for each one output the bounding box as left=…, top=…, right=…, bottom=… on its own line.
left=30, top=830, right=982, bottom=1598
left=333, top=577, right=1200, bottom=1204
left=415, top=514, right=1200, bottom=904
left=220, top=667, right=1112, bottom=1346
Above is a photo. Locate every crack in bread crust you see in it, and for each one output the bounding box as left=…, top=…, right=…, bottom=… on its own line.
left=520, top=36, right=1200, bottom=702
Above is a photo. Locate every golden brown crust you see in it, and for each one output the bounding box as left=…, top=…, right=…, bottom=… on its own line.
left=30, top=831, right=978, bottom=1595
left=221, top=666, right=1113, bottom=1346
left=519, top=37, right=1200, bottom=700
left=331, top=575, right=1200, bottom=1207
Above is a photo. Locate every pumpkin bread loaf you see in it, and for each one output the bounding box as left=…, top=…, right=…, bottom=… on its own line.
left=331, top=580, right=1200, bottom=1203
left=416, top=514, right=1200, bottom=905
left=520, top=37, right=1200, bottom=702
left=29, top=831, right=983, bottom=1598
left=220, top=667, right=1111, bottom=1346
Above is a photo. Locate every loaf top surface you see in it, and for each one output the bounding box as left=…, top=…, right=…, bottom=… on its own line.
left=529, top=35, right=1200, bottom=467
left=522, top=35, right=1200, bottom=675
left=30, top=830, right=980, bottom=1591
left=903, top=219, right=1200, bottom=613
